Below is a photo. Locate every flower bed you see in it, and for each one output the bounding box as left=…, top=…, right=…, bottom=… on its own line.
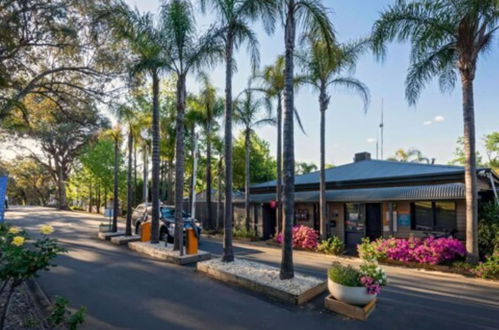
left=359, top=236, right=466, bottom=265
left=275, top=225, right=319, bottom=250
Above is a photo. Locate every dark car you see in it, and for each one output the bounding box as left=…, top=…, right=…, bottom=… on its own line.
left=131, top=203, right=202, bottom=242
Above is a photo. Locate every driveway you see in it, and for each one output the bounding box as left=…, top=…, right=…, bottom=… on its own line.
left=5, top=206, right=499, bottom=330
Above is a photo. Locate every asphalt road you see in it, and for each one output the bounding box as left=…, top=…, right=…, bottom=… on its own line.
left=5, top=207, right=499, bottom=330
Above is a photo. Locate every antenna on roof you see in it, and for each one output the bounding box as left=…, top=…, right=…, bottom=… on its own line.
left=379, top=98, right=384, bottom=160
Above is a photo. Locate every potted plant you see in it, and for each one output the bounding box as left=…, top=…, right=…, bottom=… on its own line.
left=327, top=260, right=387, bottom=305
left=99, top=222, right=112, bottom=232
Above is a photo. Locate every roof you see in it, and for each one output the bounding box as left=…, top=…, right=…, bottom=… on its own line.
left=246, top=183, right=465, bottom=203
left=251, top=159, right=478, bottom=190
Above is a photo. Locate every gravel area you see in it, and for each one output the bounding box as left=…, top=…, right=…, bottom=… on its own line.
left=0, top=282, right=44, bottom=330
left=200, top=258, right=324, bottom=295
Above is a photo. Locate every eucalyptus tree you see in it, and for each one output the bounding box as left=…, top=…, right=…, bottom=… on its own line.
left=200, top=0, right=277, bottom=263
left=371, top=0, right=499, bottom=262
left=108, top=3, right=168, bottom=243
left=159, top=0, right=223, bottom=252
left=276, top=0, right=334, bottom=279
left=298, top=37, right=369, bottom=239
left=192, top=73, right=224, bottom=228
left=234, top=87, right=275, bottom=232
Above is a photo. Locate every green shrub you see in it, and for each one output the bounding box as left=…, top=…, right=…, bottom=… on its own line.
left=318, top=236, right=344, bottom=255
left=327, top=262, right=361, bottom=287
left=357, top=237, right=386, bottom=261
left=478, top=202, right=499, bottom=260
left=233, top=227, right=258, bottom=240
left=474, top=250, right=499, bottom=279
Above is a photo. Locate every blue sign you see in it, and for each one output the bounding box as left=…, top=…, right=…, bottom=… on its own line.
left=398, top=212, right=411, bottom=227
left=0, top=176, right=8, bottom=223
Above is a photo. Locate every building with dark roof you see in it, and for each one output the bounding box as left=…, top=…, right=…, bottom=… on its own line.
left=239, top=152, right=499, bottom=247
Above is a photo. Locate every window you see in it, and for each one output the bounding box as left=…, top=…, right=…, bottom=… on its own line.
left=411, top=201, right=456, bottom=231
left=345, top=203, right=364, bottom=232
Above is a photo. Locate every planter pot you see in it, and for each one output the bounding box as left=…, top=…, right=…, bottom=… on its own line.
left=99, top=225, right=112, bottom=233
left=328, top=279, right=376, bottom=306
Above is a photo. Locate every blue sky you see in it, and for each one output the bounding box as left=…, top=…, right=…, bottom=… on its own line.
left=125, top=0, right=499, bottom=166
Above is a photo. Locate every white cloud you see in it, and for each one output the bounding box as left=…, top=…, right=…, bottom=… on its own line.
left=367, top=138, right=377, bottom=143
left=423, top=121, right=433, bottom=126
left=434, top=115, right=445, bottom=122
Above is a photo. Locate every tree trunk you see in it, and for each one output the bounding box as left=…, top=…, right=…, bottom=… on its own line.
left=126, top=129, right=133, bottom=236
left=167, top=159, right=174, bottom=205
left=245, top=128, right=251, bottom=232
left=173, top=73, right=186, bottom=253
left=88, top=182, right=93, bottom=213
left=143, top=145, right=148, bottom=205
left=97, top=182, right=101, bottom=214
left=134, top=144, right=137, bottom=206
left=151, top=70, right=160, bottom=244
left=222, top=29, right=235, bottom=262
left=56, top=163, right=68, bottom=210
left=206, top=127, right=213, bottom=229
left=189, top=125, right=195, bottom=213
left=276, top=93, right=283, bottom=235
left=280, top=2, right=296, bottom=280
left=217, top=157, right=223, bottom=231
left=319, top=87, right=329, bottom=239
left=461, top=75, right=479, bottom=263
left=112, top=136, right=119, bottom=233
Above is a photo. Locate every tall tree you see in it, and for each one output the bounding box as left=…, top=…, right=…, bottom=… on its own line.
left=192, top=74, right=224, bottom=229
left=108, top=3, right=169, bottom=243
left=200, top=0, right=276, bottom=263
left=276, top=0, right=334, bottom=279
left=388, top=148, right=431, bottom=163
left=160, top=0, right=222, bottom=251
left=234, top=87, right=275, bottom=231
left=298, top=37, right=369, bottom=239
left=372, top=0, right=499, bottom=262
left=103, top=127, right=123, bottom=232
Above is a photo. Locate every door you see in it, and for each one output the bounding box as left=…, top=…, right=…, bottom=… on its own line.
left=366, top=203, right=382, bottom=241
left=344, top=203, right=365, bottom=250
left=262, top=204, right=276, bottom=240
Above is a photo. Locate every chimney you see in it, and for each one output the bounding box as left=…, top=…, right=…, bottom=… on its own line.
left=354, top=152, right=371, bottom=162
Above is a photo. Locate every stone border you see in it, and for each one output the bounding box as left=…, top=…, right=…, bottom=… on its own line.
left=97, top=231, right=126, bottom=241
left=110, top=235, right=140, bottom=245
left=197, top=260, right=326, bottom=305
left=128, top=241, right=211, bottom=265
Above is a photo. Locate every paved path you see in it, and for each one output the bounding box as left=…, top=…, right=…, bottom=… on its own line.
left=6, top=207, right=499, bottom=330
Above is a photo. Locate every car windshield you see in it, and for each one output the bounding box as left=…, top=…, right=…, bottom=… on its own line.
left=160, top=207, right=189, bottom=219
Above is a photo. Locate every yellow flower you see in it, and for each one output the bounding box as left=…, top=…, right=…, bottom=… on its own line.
left=12, top=236, right=25, bottom=246
left=8, top=227, right=20, bottom=234
left=40, top=225, right=54, bottom=235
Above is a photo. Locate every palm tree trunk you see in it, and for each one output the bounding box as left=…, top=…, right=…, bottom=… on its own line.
left=173, top=73, right=186, bottom=253
left=143, top=146, right=148, bottom=205
left=280, top=1, right=296, bottom=280
left=217, top=157, right=223, bottom=231
left=167, top=159, right=174, bottom=205
left=461, top=75, right=479, bottom=263
left=206, top=128, right=213, bottom=229
left=126, top=129, right=133, bottom=236
left=276, top=93, right=283, bottom=235
left=222, top=29, right=235, bottom=262
left=319, top=88, right=329, bottom=239
left=245, top=128, right=251, bottom=232
left=134, top=144, right=137, bottom=206
left=189, top=125, right=195, bottom=213
left=151, top=70, right=160, bottom=244
left=112, top=136, right=119, bottom=232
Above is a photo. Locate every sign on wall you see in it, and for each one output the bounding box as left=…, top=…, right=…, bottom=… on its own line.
left=0, top=176, right=8, bottom=223
left=398, top=212, right=411, bottom=227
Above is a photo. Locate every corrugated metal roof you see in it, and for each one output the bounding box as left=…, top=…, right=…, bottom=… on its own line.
left=251, top=159, right=466, bottom=189
left=246, top=183, right=465, bottom=203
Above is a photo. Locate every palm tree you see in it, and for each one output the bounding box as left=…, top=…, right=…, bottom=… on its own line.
left=200, top=0, right=276, bottom=262
left=388, top=148, right=430, bottom=164
left=160, top=0, right=223, bottom=252
left=276, top=0, right=334, bottom=279
left=234, top=86, right=275, bottom=232
left=108, top=3, right=168, bottom=244
left=371, top=0, right=499, bottom=262
left=298, top=37, right=369, bottom=239
left=253, top=56, right=306, bottom=235
left=191, top=74, right=224, bottom=229
left=103, top=127, right=122, bottom=233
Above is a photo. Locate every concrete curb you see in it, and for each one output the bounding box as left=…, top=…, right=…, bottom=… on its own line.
left=26, top=279, right=51, bottom=328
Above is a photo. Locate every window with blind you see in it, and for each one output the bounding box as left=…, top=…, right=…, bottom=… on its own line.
left=411, top=201, right=457, bottom=231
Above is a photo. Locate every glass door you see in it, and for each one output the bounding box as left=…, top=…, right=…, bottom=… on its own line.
left=345, top=203, right=365, bottom=249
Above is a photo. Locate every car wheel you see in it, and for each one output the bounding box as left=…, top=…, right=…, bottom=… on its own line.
left=159, top=227, right=168, bottom=241
left=135, top=223, right=141, bottom=235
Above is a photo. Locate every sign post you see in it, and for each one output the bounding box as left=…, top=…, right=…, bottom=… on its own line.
left=0, top=176, right=9, bottom=223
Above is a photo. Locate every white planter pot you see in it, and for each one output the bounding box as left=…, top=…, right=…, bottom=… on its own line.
left=328, top=279, right=376, bottom=306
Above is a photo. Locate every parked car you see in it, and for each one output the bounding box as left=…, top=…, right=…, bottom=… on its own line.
left=131, top=203, right=202, bottom=243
